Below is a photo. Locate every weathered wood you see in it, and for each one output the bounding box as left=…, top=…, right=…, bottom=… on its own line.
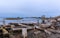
left=47, top=29, right=60, bottom=34
left=18, top=24, right=33, bottom=28
left=22, top=28, right=27, bottom=38
left=44, top=29, right=51, bottom=35
left=40, top=24, right=51, bottom=28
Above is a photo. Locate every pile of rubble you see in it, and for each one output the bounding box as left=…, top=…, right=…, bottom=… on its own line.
left=29, top=16, right=60, bottom=38
left=1, top=16, right=60, bottom=38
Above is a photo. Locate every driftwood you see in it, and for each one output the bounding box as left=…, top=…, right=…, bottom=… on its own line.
left=47, top=29, right=60, bottom=34
left=35, top=24, right=60, bottom=35
left=57, top=18, right=60, bottom=21
left=50, top=19, right=57, bottom=23
left=40, top=24, right=51, bottom=28
left=22, top=28, right=27, bottom=38
left=44, top=29, right=51, bottom=35
left=18, top=24, right=33, bottom=28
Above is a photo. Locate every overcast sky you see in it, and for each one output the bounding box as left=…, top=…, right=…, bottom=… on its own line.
left=0, top=0, right=60, bottom=17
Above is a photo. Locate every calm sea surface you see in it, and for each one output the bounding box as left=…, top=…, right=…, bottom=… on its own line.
left=0, top=18, right=42, bottom=25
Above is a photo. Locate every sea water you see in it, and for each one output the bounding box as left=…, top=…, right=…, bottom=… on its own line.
left=0, top=18, right=42, bottom=25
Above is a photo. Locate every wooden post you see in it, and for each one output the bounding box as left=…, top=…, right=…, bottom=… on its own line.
left=3, top=19, right=5, bottom=25
left=37, top=19, right=39, bottom=26
left=22, top=28, right=27, bottom=38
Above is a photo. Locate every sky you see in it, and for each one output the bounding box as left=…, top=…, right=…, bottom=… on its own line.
left=0, top=0, right=60, bottom=17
